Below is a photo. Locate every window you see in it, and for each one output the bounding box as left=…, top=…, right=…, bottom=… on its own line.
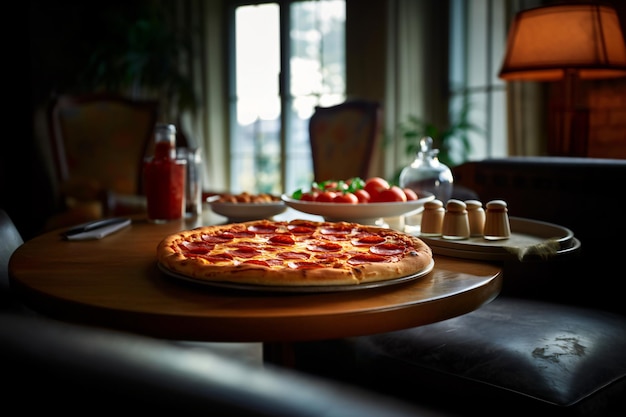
left=449, top=0, right=508, bottom=161
left=229, top=0, right=345, bottom=195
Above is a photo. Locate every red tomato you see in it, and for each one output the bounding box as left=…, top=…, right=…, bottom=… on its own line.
left=364, top=177, right=390, bottom=201
left=354, top=189, right=371, bottom=203
left=333, top=192, right=359, bottom=204
left=403, top=188, right=418, bottom=201
left=377, top=186, right=408, bottom=202
left=323, top=181, right=338, bottom=191
left=300, top=192, right=318, bottom=201
left=315, top=191, right=337, bottom=202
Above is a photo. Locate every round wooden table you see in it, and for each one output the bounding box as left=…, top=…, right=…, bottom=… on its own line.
left=9, top=212, right=502, bottom=363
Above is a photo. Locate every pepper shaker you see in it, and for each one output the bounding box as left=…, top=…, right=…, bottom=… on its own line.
left=442, top=199, right=470, bottom=240
left=465, top=199, right=485, bottom=237
left=420, top=199, right=445, bottom=236
left=483, top=200, right=511, bottom=240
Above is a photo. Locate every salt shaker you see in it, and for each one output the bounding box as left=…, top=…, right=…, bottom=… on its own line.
left=465, top=200, right=485, bottom=237
left=483, top=200, right=511, bottom=240
left=442, top=199, right=470, bottom=240
left=420, top=199, right=445, bottom=236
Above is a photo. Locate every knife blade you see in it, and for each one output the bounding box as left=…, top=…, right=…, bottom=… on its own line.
left=63, top=217, right=131, bottom=238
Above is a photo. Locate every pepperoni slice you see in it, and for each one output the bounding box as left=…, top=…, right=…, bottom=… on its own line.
left=277, top=251, right=310, bottom=260
left=202, top=233, right=235, bottom=243
left=228, top=230, right=257, bottom=238
left=287, top=261, right=324, bottom=269
left=352, top=234, right=386, bottom=246
left=348, top=253, right=389, bottom=264
left=287, top=225, right=316, bottom=235
left=307, top=241, right=342, bottom=252
left=199, top=253, right=234, bottom=263
left=320, top=225, right=354, bottom=236
left=248, top=224, right=278, bottom=234
left=370, top=243, right=406, bottom=256
left=180, top=241, right=214, bottom=254
left=229, top=246, right=261, bottom=258
left=269, top=234, right=295, bottom=245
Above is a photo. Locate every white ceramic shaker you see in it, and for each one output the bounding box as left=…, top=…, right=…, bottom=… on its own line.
left=465, top=199, right=485, bottom=237
left=483, top=200, right=511, bottom=240
left=420, top=199, right=445, bottom=236
left=442, top=199, right=470, bottom=240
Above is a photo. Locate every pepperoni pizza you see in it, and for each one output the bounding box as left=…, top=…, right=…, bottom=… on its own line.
left=157, top=219, right=433, bottom=287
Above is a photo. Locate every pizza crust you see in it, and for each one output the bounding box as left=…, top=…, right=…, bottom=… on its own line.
left=157, top=220, right=433, bottom=287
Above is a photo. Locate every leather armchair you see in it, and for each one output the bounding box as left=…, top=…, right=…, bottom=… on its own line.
left=293, top=157, right=626, bottom=416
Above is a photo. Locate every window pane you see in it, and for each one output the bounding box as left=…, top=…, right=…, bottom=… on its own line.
left=233, top=3, right=281, bottom=193
left=285, top=96, right=315, bottom=193
left=231, top=98, right=282, bottom=194
left=287, top=0, right=345, bottom=193
left=290, top=1, right=345, bottom=97
left=449, top=0, right=509, bottom=164
left=235, top=4, right=279, bottom=100
left=231, top=1, right=345, bottom=194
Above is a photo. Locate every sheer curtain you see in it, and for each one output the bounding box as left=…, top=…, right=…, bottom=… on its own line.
left=174, top=0, right=229, bottom=193
left=503, top=0, right=548, bottom=157
left=384, top=0, right=449, bottom=178
left=506, top=82, right=547, bottom=156
left=384, top=0, right=545, bottom=176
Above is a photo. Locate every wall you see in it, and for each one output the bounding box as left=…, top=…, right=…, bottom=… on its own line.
left=587, top=79, right=626, bottom=159
left=548, top=78, right=626, bottom=159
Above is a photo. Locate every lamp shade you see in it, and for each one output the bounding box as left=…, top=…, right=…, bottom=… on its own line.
left=499, top=4, right=626, bottom=81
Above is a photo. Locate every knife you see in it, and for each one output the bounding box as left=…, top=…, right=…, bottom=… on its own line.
left=63, top=217, right=131, bottom=238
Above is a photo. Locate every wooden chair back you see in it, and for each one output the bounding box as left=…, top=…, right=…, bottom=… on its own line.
left=47, top=94, right=159, bottom=198
left=309, top=100, right=382, bottom=182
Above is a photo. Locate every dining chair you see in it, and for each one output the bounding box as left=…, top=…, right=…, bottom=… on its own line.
left=309, top=99, right=382, bottom=182
left=45, top=93, right=159, bottom=229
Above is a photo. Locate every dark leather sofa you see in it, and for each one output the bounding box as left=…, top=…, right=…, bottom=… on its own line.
left=293, top=157, right=626, bottom=416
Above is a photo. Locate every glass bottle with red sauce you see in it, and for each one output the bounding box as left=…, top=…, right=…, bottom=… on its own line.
left=143, top=124, right=186, bottom=223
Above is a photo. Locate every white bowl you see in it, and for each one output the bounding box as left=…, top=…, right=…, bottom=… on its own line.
left=207, top=196, right=287, bottom=222
left=281, top=193, right=434, bottom=224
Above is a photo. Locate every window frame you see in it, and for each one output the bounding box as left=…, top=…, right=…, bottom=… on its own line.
left=226, top=0, right=346, bottom=195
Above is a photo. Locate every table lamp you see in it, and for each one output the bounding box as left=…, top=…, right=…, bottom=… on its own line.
left=498, top=3, right=626, bottom=156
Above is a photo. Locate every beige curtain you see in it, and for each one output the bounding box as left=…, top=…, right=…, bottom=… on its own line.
left=175, top=0, right=229, bottom=193
left=384, top=0, right=428, bottom=179
left=384, top=0, right=449, bottom=178
left=386, top=0, right=546, bottom=169
left=503, top=0, right=547, bottom=157
left=506, top=82, right=547, bottom=156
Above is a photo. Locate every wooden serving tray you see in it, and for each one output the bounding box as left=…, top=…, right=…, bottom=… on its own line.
left=418, top=217, right=579, bottom=262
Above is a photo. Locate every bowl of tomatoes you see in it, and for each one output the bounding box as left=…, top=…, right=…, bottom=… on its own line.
left=282, top=177, right=434, bottom=224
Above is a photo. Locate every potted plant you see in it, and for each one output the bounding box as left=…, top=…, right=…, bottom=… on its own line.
left=397, top=97, right=484, bottom=168
left=78, top=1, right=197, bottom=121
